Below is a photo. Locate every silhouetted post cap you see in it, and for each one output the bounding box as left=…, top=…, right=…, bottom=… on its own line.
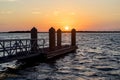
left=72, top=28, right=76, bottom=32
left=31, top=27, right=37, bottom=32
left=57, top=29, right=61, bottom=32
left=49, top=27, right=55, bottom=32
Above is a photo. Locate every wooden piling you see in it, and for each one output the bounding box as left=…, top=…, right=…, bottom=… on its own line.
left=31, top=27, right=38, bottom=52
left=49, top=27, right=56, bottom=51
left=71, top=28, right=76, bottom=46
left=57, top=29, right=62, bottom=48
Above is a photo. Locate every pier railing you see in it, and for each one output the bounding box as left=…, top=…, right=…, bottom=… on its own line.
left=0, top=39, right=45, bottom=57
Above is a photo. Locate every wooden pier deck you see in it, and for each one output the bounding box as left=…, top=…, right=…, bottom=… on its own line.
left=46, top=46, right=76, bottom=59
left=0, top=45, right=76, bottom=63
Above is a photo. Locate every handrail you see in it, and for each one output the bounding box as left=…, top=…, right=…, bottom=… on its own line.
left=0, top=39, right=45, bottom=57
left=0, top=39, right=44, bottom=42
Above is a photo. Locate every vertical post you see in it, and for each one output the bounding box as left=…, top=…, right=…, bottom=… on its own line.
left=71, top=28, right=76, bottom=46
left=31, top=27, right=38, bottom=52
left=57, top=29, right=62, bottom=48
left=49, top=27, right=55, bottom=51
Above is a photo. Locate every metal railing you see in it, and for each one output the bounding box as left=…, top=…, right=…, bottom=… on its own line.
left=0, top=39, right=45, bottom=57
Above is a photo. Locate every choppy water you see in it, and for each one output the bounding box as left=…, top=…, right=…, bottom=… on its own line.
left=0, top=33, right=120, bottom=80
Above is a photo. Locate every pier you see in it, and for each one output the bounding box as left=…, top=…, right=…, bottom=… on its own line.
left=0, top=27, right=77, bottom=63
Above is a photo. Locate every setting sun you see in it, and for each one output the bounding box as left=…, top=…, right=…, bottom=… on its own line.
left=64, top=26, right=70, bottom=31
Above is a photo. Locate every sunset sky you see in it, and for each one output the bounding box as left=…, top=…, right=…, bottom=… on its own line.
left=0, top=0, right=120, bottom=32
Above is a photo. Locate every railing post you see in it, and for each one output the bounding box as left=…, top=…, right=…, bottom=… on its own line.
left=49, top=27, right=55, bottom=51
left=57, top=29, right=62, bottom=48
left=31, top=27, right=38, bottom=52
left=71, top=28, right=76, bottom=46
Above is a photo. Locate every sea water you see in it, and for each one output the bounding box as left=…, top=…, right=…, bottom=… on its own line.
left=0, top=33, right=120, bottom=80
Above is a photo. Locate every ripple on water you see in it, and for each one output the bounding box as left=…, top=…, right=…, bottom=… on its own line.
left=93, top=66, right=117, bottom=71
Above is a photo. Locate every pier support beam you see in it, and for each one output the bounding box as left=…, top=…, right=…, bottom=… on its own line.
left=71, top=29, right=76, bottom=46
left=57, top=29, right=62, bottom=48
left=31, top=27, right=38, bottom=52
left=49, top=27, right=56, bottom=51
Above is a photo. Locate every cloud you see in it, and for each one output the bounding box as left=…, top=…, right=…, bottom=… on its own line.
left=31, top=8, right=42, bottom=15
left=0, top=0, right=18, bottom=2
left=70, top=12, right=76, bottom=15
left=0, top=11, right=13, bottom=14
left=53, top=11, right=60, bottom=16
left=7, top=0, right=17, bottom=1
left=31, top=11, right=41, bottom=15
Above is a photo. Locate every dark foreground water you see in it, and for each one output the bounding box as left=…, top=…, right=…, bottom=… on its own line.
left=0, top=33, right=120, bottom=80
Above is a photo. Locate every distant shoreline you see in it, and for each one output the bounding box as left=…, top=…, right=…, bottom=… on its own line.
left=77, top=31, right=120, bottom=33
left=0, top=31, right=120, bottom=33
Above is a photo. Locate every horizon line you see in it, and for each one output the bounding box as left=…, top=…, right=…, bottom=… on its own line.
left=1, top=30, right=120, bottom=33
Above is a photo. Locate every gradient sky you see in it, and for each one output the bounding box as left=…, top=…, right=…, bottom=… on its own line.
left=0, top=0, right=120, bottom=32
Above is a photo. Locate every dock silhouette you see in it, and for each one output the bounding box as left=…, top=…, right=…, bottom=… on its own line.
left=0, top=27, right=77, bottom=63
